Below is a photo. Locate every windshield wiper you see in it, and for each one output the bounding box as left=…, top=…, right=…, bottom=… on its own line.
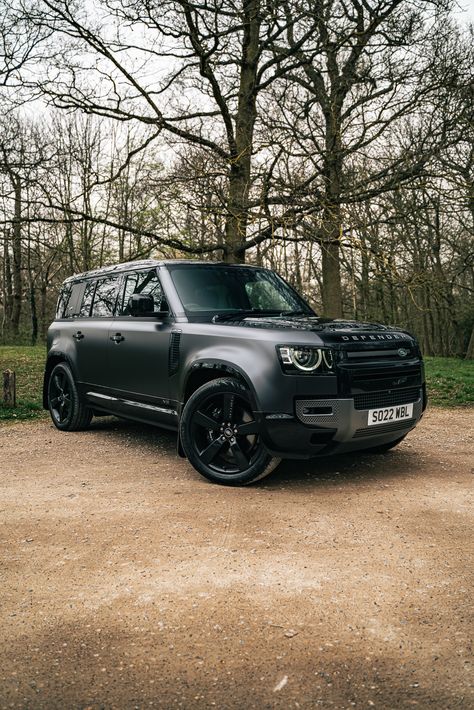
left=212, top=309, right=281, bottom=323
left=279, top=309, right=312, bottom=317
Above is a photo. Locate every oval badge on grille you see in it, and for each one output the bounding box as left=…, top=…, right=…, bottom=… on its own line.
left=398, top=348, right=409, bottom=357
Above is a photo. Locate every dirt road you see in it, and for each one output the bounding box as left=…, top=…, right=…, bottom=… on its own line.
left=0, top=408, right=472, bottom=709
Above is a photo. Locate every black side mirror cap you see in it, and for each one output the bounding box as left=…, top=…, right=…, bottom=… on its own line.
left=127, top=294, right=170, bottom=317
left=128, top=293, right=155, bottom=316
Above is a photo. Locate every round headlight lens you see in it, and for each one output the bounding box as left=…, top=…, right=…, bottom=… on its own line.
left=290, top=347, right=323, bottom=371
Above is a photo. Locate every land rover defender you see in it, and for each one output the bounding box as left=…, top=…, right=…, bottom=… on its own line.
left=44, top=260, right=427, bottom=485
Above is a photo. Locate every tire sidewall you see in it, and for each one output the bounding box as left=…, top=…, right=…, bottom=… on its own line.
left=48, top=362, right=90, bottom=431
left=180, top=378, right=277, bottom=486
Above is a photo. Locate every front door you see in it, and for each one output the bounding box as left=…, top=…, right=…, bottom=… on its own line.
left=105, top=269, right=175, bottom=420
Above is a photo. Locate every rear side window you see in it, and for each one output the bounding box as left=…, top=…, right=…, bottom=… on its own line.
left=91, top=276, right=120, bottom=317
left=56, top=282, right=86, bottom=318
left=56, top=283, right=72, bottom=318
left=119, top=270, right=164, bottom=315
left=79, top=281, right=96, bottom=317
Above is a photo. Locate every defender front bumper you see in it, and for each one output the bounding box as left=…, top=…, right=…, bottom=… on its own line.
left=259, top=393, right=424, bottom=459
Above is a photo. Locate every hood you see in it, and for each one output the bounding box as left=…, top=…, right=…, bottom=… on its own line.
left=230, top=315, right=415, bottom=344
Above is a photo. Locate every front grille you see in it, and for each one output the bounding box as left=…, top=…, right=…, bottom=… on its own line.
left=347, top=364, right=422, bottom=393
left=353, top=388, right=421, bottom=410
left=346, top=348, right=414, bottom=361
left=353, top=418, right=416, bottom=439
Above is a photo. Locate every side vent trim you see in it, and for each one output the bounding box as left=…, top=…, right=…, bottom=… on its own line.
left=169, top=330, right=181, bottom=375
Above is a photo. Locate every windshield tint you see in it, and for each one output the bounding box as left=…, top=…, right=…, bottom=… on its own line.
left=168, top=264, right=312, bottom=316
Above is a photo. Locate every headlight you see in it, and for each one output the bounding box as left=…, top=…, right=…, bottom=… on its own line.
left=278, top=346, right=335, bottom=373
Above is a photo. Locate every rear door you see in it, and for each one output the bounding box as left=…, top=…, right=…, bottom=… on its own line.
left=105, top=269, right=173, bottom=406
left=72, top=276, right=119, bottom=390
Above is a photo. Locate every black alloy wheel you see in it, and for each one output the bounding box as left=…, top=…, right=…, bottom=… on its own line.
left=180, top=378, right=280, bottom=485
left=47, top=362, right=92, bottom=431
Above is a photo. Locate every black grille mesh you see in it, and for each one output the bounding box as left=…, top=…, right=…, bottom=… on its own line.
left=353, top=419, right=416, bottom=439
left=353, top=388, right=420, bottom=411
left=168, top=331, right=181, bottom=375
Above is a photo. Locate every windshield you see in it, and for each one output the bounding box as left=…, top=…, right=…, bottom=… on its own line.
left=168, top=264, right=313, bottom=317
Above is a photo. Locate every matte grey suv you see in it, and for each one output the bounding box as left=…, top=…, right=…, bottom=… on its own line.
left=44, top=260, right=426, bottom=485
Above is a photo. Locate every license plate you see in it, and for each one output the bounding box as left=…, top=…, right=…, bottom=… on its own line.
left=367, top=403, right=413, bottom=426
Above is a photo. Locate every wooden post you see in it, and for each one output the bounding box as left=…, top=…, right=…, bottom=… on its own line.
left=3, top=369, right=16, bottom=407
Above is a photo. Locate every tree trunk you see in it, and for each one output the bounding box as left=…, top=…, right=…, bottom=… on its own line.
left=320, top=226, right=343, bottom=318
left=320, top=119, right=344, bottom=318
left=465, top=326, right=474, bottom=359
left=224, top=0, right=260, bottom=263
left=2, top=232, right=13, bottom=337
left=30, top=284, right=38, bottom=345
left=11, top=176, right=22, bottom=336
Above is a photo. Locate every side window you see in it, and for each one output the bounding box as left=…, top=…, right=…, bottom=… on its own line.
left=65, top=282, right=86, bottom=318
left=119, top=270, right=165, bottom=315
left=120, top=273, right=140, bottom=315
left=56, top=283, right=72, bottom=318
left=56, top=282, right=87, bottom=318
left=79, top=280, right=96, bottom=317
left=91, top=276, right=120, bottom=317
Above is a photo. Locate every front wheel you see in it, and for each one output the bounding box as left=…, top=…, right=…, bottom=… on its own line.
left=47, top=362, right=92, bottom=431
left=180, top=378, right=280, bottom=486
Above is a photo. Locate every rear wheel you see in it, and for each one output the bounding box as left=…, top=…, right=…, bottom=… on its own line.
left=47, top=362, right=92, bottom=431
left=180, top=378, right=280, bottom=486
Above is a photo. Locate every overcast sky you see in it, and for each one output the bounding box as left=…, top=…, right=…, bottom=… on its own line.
left=456, top=0, right=474, bottom=20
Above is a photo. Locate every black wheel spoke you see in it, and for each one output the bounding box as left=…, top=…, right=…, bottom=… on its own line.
left=230, top=441, right=249, bottom=472
left=222, top=393, right=234, bottom=422
left=200, top=437, right=226, bottom=465
left=48, top=363, right=91, bottom=432
left=188, top=385, right=266, bottom=478
left=236, top=420, right=259, bottom=435
left=53, top=374, right=64, bottom=393
left=193, top=410, right=219, bottom=431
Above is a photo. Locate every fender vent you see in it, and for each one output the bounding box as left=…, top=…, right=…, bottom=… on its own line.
left=169, top=331, right=181, bottom=375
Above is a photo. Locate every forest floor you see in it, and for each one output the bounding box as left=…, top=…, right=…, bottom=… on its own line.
left=1, top=408, right=472, bottom=709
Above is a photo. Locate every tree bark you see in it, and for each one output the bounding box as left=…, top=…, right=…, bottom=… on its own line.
left=224, top=0, right=261, bottom=263
left=3, top=369, right=16, bottom=407
left=320, top=104, right=344, bottom=317
left=465, top=326, right=474, bottom=359
left=11, top=176, right=22, bottom=336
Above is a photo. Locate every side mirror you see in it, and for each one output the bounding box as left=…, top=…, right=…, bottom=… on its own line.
left=128, top=294, right=169, bottom=317
left=128, top=293, right=155, bottom=316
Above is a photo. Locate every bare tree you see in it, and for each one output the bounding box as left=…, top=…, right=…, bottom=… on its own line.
left=15, top=0, right=318, bottom=261
left=263, top=0, right=459, bottom=316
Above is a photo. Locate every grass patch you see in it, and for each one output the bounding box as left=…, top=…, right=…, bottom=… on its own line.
left=0, top=347, right=472, bottom=423
left=424, top=357, right=474, bottom=408
left=0, top=345, right=47, bottom=421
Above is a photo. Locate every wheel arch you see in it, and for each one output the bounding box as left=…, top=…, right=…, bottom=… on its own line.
left=177, top=360, right=260, bottom=459
left=181, top=360, right=259, bottom=411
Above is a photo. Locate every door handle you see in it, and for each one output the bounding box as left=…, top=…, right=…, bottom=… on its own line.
left=110, top=333, right=125, bottom=343
left=72, top=331, right=84, bottom=340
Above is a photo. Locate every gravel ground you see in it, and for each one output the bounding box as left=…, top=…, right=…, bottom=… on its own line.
left=0, top=408, right=472, bottom=709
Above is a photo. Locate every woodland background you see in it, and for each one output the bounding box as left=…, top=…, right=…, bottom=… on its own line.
left=1, top=0, right=473, bottom=357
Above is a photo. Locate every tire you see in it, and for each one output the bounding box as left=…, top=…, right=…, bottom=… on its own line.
left=47, top=362, right=93, bottom=431
left=362, top=434, right=407, bottom=454
left=180, top=377, right=280, bottom=486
